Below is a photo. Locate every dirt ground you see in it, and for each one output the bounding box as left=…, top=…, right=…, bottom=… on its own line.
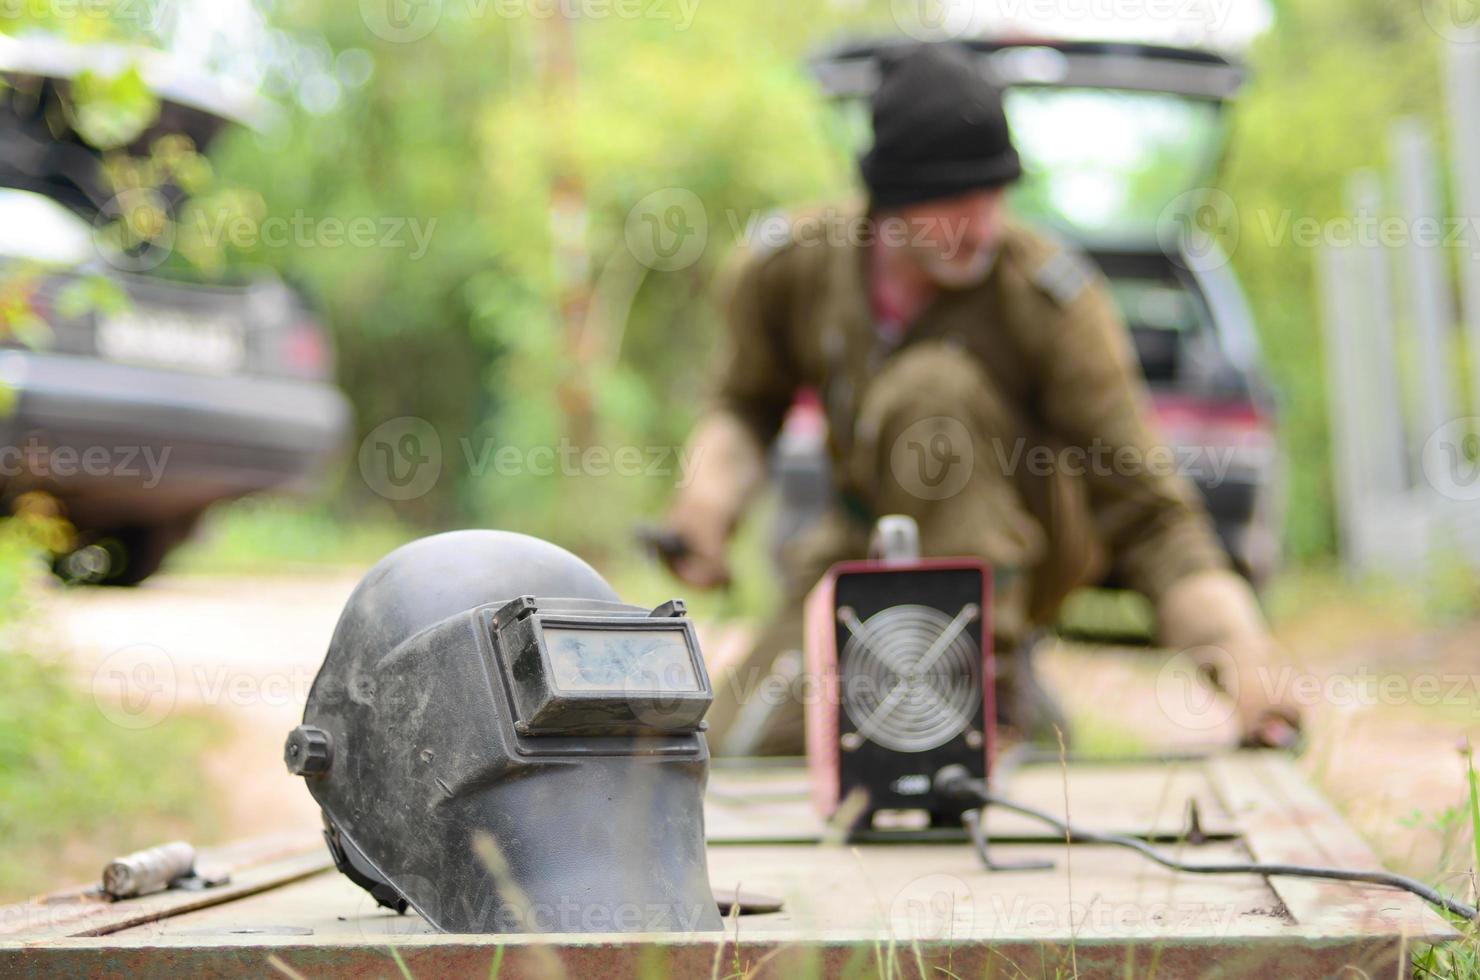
left=39, top=570, right=1480, bottom=896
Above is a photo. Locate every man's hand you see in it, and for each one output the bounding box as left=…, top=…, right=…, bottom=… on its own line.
left=1158, top=569, right=1304, bottom=750
left=1196, top=640, right=1303, bottom=750
left=659, top=412, right=767, bottom=591
left=646, top=513, right=733, bottom=590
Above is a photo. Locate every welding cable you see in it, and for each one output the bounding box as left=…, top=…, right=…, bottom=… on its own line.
left=933, top=766, right=1479, bottom=923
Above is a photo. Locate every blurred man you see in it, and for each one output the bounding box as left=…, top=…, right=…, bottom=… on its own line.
left=660, top=43, right=1300, bottom=755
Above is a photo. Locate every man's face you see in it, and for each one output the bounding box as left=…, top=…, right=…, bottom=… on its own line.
left=888, top=188, right=1008, bottom=289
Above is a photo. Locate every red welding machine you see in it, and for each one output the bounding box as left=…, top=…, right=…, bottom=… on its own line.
left=805, top=519, right=995, bottom=835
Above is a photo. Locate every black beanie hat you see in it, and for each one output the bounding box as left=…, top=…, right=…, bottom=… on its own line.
left=860, top=42, right=1022, bottom=211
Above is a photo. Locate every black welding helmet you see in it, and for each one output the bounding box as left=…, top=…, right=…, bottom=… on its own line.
left=286, top=530, right=723, bottom=934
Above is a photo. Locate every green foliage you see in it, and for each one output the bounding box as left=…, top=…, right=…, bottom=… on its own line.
left=202, top=2, right=878, bottom=552
left=171, top=498, right=414, bottom=574
left=1408, top=747, right=1480, bottom=978
left=1219, top=0, right=1446, bottom=560
left=0, top=521, right=220, bottom=900
left=71, top=65, right=160, bottom=148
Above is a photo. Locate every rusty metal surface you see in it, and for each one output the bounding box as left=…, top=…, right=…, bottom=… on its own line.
left=2, top=934, right=1419, bottom=979
left=0, top=754, right=1460, bottom=979
left=0, top=834, right=327, bottom=943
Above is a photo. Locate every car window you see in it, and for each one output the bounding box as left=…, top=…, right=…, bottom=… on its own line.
left=1006, top=87, right=1223, bottom=241
left=830, top=85, right=1225, bottom=244
left=0, top=188, right=94, bottom=265
left=1109, top=279, right=1200, bottom=333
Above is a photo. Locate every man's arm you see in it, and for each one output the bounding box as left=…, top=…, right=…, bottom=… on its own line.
left=1033, top=262, right=1299, bottom=746
left=664, top=412, right=768, bottom=587
left=663, top=247, right=798, bottom=588
left=1033, top=272, right=1229, bottom=602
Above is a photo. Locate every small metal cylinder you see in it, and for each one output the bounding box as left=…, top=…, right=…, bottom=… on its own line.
left=102, top=841, right=196, bottom=899
left=869, top=515, right=921, bottom=564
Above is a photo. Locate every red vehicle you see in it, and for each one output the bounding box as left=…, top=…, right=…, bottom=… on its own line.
left=772, top=39, right=1282, bottom=605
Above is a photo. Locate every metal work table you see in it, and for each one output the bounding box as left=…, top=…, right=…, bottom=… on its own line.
left=0, top=752, right=1458, bottom=978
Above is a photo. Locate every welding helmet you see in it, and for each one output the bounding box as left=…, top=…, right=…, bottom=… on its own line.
left=286, top=530, right=723, bottom=934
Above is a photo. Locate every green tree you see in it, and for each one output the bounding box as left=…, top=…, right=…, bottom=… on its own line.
left=1219, top=0, right=1446, bottom=561
left=211, top=1, right=876, bottom=549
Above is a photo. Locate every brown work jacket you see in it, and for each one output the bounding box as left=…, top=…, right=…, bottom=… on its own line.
left=710, top=202, right=1229, bottom=620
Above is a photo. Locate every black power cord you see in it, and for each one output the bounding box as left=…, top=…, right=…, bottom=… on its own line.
left=933, top=766, right=1479, bottom=923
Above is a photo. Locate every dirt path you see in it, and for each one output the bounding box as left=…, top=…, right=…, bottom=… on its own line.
left=39, top=572, right=363, bottom=840
left=1040, top=620, right=1480, bottom=885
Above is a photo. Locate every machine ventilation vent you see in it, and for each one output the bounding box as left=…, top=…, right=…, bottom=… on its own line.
left=839, top=602, right=981, bottom=753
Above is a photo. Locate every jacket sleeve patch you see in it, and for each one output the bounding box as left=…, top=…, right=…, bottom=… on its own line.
left=1032, top=249, right=1095, bottom=307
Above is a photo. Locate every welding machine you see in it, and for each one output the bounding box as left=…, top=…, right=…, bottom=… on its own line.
left=805, top=517, right=995, bottom=834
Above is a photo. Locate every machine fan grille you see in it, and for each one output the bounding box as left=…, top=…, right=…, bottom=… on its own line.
left=839, top=602, right=981, bottom=753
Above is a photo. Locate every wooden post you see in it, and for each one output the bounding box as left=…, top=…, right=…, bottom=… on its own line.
left=1446, top=32, right=1480, bottom=418
left=1347, top=170, right=1408, bottom=495
left=543, top=11, right=596, bottom=445
left=1319, top=243, right=1374, bottom=571
left=1392, top=119, right=1458, bottom=447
